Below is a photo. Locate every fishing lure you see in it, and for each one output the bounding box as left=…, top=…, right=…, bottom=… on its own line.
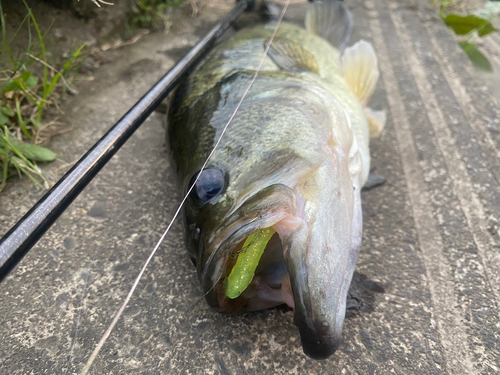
left=226, top=227, right=276, bottom=299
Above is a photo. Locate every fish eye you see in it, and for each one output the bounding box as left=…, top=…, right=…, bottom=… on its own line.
left=189, top=168, right=225, bottom=202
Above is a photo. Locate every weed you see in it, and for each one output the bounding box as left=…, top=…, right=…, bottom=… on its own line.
left=0, top=0, right=85, bottom=192
left=432, top=0, right=500, bottom=72
left=130, top=0, right=186, bottom=31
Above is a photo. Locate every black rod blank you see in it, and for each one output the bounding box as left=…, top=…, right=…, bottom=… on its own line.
left=0, top=1, right=248, bottom=282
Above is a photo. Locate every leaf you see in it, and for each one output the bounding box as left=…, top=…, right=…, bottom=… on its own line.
left=10, top=155, right=28, bottom=169
left=25, top=75, right=38, bottom=90
left=10, top=156, right=45, bottom=189
left=0, top=111, right=8, bottom=125
left=15, top=143, right=57, bottom=162
left=1, top=106, right=15, bottom=117
left=6, top=71, right=38, bottom=91
left=20, top=71, right=31, bottom=82
left=2, top=79, right=21, bottom=93
left=459, top=41, right=493, bottom=72
left=442, top=14, right=497, bottom=37
left=46, top=44, right=85, bottom=97
left=63, top=44, right=85, bottom=71
left=15, top=98, right=32, bottom=139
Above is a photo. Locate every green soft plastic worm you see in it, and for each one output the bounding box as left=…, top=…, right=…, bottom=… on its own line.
left=225, top=227, right=276, bottom=299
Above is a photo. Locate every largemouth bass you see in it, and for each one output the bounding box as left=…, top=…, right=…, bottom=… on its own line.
left=167, top=0, right=384, bottom=359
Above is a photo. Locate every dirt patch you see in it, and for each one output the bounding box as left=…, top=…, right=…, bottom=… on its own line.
left=2, top=0, right=132, bottom=65
left=0, top=0, right=213, bottom=192
left=1, top=0, right=207, bottom=74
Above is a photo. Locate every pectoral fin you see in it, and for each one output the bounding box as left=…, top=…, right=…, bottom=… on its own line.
left=268, top=37, right=320, bottom=73
left=341, top=39, right=380, bottom=107
left=363, top=174, right=386, bottom=190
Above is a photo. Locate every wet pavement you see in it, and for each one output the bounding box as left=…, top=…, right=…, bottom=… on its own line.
left=0, top=0, right=499, bottom=374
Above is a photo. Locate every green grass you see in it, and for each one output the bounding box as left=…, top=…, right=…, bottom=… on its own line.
left=0, top=0, right=85, bottom=192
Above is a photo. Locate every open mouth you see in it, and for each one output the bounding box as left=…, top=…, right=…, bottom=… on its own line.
left=198, top=183, right=302, bottom=314
left=207, top=213, right=302, bottom=314
left=219, top=221, right=297, bottom=313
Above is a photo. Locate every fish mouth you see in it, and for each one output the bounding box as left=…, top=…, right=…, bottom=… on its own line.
left=199, top=184, right=300, bottom=310
left=200, top=176, right=359, bottom=360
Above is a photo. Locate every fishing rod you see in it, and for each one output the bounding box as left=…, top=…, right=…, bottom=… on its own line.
left=0, top=0, right=264, bottom=283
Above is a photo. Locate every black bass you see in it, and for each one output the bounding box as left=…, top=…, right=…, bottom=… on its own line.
left=167, top=0, right=385, bottom=359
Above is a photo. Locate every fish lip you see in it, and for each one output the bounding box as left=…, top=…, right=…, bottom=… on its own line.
left=294, top=306, right=343, bottom=359
left=199, top=183, right=299, bottom=294
left=296, top=319, right=341, bottom=360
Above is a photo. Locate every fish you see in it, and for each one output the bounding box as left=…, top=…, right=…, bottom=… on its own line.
left=167, top=0, right=385, bottom=360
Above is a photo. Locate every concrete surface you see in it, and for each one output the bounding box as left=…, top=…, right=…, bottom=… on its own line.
left=1, top=0, right=500, bottom=374
left=481, top=28, right=500, bottom=101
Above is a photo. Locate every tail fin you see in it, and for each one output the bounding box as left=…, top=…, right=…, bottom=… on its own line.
left=305, top=0, right=353, bottom=52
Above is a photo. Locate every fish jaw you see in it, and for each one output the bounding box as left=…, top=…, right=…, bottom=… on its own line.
left=280, top=156, right=362, bottom=359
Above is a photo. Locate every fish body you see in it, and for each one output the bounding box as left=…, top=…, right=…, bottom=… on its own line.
left=167, top=1, right=383, bottom=359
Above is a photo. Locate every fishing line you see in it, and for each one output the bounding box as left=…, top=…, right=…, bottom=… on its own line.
left=80, top=1, right=291, bottom=373
left=64, top=195, right=140, bottom=375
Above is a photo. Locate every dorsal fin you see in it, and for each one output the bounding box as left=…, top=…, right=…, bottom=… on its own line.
left=305, top=0, right=353, bottom=52
left=267, top=37, right=320, bottom=73
left=341, top=39, right=380, bottom=107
